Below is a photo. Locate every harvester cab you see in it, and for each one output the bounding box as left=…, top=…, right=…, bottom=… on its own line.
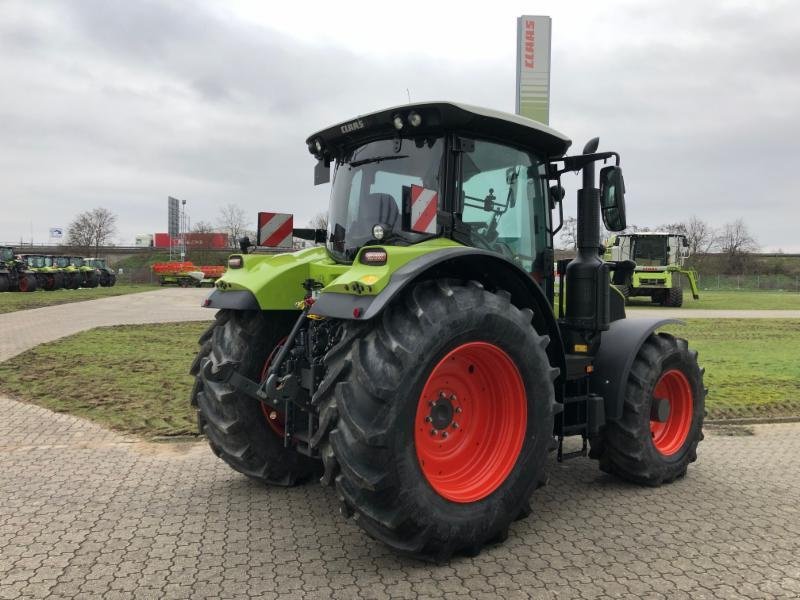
left=605, top=232, right=700, bottom=306
left=194, top=102, right=705, bottom=560
left=0, top=246, right=38, bottom=292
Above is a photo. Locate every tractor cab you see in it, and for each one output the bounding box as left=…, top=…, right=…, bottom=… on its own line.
left=1, top=247, right=14, bottom=262
left=20, top=255, right=46, bottom=269
left=305, top=102, right=625, bottom=304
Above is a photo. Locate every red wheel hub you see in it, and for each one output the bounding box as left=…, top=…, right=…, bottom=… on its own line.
left=650, top=369, right=693, bottom=456
left=414, top=342, right=527, bottom=503
left=19, top=277, right=29, bottom=292
left=259, top=339, right=287, bottom=437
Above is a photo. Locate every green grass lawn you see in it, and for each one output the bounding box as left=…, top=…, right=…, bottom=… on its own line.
left=0, top=284, right=157, bottom=314
left=0, top=322, right=208, bottom=437
left=660, top=319, right=800, bottom=419
left=0, top=319, right=797, bottom=438
left=626, top=289, right=800, bottom=310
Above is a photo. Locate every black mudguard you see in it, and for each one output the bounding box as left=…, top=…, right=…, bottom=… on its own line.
left=311, top=246, right=566, bottom=383
left=203, top=289, right=260, bottom=310
left=590, top=317, right=683, bottom=422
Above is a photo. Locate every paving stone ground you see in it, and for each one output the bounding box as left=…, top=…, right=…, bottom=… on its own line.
left=1, top=395, right=798, bottom=600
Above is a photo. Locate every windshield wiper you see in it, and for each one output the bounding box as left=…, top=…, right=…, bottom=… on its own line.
left=348, top=155, right=408, bottom=168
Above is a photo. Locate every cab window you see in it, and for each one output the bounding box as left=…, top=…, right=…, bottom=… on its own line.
left=458, top=139, right=549, bottom=272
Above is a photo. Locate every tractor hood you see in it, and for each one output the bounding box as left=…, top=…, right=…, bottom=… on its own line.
left=306, top=101, right=572, bottom=160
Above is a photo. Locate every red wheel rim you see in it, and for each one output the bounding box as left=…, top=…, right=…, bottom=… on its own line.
left=19, top=277, right=29, bottom=292
left=650, top=369, right=693, bottom=456
left=259, top=338, right=287, bottom=437
left=414, top=342, right=527, bottom=503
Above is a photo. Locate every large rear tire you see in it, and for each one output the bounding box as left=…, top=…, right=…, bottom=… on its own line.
left=591, top=332, right=705, bottom=485
left=190, top=310, right=321, bottom=486
left=0, top=274, right=9, bottom=292
left=18, top=274, right=37, bottom=292
left=314, top=280, right=557, bottom=560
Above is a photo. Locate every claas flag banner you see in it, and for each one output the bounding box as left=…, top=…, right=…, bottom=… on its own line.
left=515, top=15, right=552, bottom=125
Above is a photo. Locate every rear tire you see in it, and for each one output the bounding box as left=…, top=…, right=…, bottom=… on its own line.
left=0, top=274, right=9, bottom=292
left=190, top=310, right=321, bottom=486
left=314, top=280, right=557, bottom=560
left=18, top=274, right=37, bottom=292
left=591, top=332, right=705, bottom=485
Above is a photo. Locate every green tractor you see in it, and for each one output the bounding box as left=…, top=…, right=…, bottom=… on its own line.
left=84, top=258, right=116, bottom=287
left=605, top=232, right=700, bottom=307
left=68, top=257, right=100, bottom=288
left=18, top=254, right=65, bottom=291
left=50, top=256, right=81, bottom=289
left=191, top=102, right=706, bottom=559
left=0, top=247, right=38, bottom=292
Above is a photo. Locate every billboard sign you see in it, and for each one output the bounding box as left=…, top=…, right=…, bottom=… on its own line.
left=515, top=15, right=552, bottom=125
left=168, top=196, right=179, bottom=239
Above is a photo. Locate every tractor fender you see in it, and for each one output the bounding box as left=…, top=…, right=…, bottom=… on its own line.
left=590, top=317, right=683, bottom=422
left=311, top=246, right=566, bottom=380
left=203, top=289, right=260, bottom=310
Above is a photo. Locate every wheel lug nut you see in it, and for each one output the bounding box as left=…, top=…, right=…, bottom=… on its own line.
left=449, top=394, right=457, bottom=401
left=441, top=431, right=448, bottom=439
left=452, top=422, right=459, bottom=429
left=268, top=411, right=278, bottom=421
left=425, top=416, right=432, bottom=423
left=455, top=407, right=462, bottom=414
left=430, top=429, right=437, bottom=436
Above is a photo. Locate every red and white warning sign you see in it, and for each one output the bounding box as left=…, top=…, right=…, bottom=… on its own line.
left=257, top=212, right=293, bottom=248
left=410, top=185, right=438, bottom=234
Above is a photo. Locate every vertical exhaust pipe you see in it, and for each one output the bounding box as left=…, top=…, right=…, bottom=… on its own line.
left=564, top=138, right=610, bottom=342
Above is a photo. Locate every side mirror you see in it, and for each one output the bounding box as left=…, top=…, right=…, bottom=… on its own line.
left=599, top=166, right=627, bottom=232
left=549, top=185, right=565, bottom=210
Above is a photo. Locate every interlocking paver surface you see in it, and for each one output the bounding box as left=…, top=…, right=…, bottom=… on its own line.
left=0, top=289, right=211, bottom=362
left=2, top=394, right=798, bottom=599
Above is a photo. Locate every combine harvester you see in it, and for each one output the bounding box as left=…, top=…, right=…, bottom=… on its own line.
left=151, top=261, right=225, bottom=287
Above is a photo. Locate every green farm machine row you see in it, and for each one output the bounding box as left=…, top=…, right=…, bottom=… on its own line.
left=192, top=102, right=706, bottom=560
left=0, top=247, right=116, bottom=293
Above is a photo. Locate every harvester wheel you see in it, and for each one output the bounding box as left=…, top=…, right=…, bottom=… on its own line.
left=99, top=272, right=111, bottom=287
left=591, top=332, right=705, bottom=485
left=314, top=280, right=557, bottom=560
left=53, top=272, right=65, bottom=290
left=662, top=279, right=683, bottom=307
left=67, top=273, right=80, bottom=289
left=190, top=310, right=321, bottom=486
left=0, top=274, right=9, bottom=292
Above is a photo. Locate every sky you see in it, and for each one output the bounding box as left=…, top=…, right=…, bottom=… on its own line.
left=1, top=0, right=799, bottom=251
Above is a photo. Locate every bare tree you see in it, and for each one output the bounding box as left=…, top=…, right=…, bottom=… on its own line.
left=718, top=218, right=758, bottom=273
left=192, top=220, right=215, bottom=234
left=556, top=216, right=577, bottom=250
left=217, top=203, right=247, bottom=247
left=656, top=222, right=688, bottom=235
left=308, top=212, right=328, bottom=231
left=66, top=208, right=117, bottom=256
left=683, top=215, right=716, bottom=255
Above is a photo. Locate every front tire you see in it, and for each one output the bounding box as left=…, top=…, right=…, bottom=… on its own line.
left=591, top=332, right=705, bottom=485
left=190, top=310, right=321, bottom=486
left=662, top=279, right=684, bottom=307
left=314, top=280, right=558, bottom=559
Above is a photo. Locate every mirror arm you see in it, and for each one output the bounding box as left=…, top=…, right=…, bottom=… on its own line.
left=551, top=177, right=565, bottom=236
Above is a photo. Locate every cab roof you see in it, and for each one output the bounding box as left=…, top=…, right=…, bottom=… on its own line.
left=307, top=101, right=572, bottom=159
